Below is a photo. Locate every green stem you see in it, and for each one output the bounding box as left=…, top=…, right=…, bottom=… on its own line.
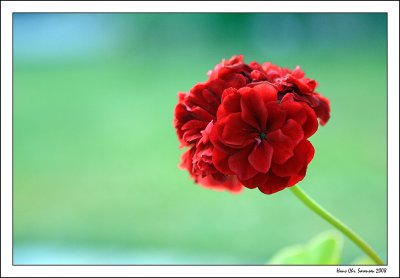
left=290, top=185, right=384, bottom=265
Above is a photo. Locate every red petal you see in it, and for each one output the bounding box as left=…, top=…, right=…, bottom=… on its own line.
left=240, top=173, right=268, bottom=189
left=271, top=140, right=314, bottom=177
left=221, top=113, right=254, bottom=147
left=182, top=129, right=203, bottom=143
left=286, top=75, right=313, bottom=94
left=188, top=85, right=219, bottom=115
left=267, top=129, right=295, bottom=165
left=281, top=100, right=307, bottom=125
left=228, top=145, right=258, bottom=180
left=282, top=119, right=304, bottom=145
left=287, top=166, right=307, bottom=187
left=217, top=87, right=241, bottom=120
left=224, top=73, right=248, bottom=88
left=209, top=119, right=237, bottom=153
left=181, top=119, right=207, bottom=131
left=258, top=172, right=289, bottom=194
left=198, top=174, right=243, bottom=193
left=291, top=66, right=305, bottom=78
left=253, top=84, right=278, bottom=104
left=240, top=86, right=268, bottom=130
left=212, top=147, right=234, bottom=175
left=301, top=104, right=318, bottom=138
left=207, top=78, right=228, bottom=98
left=314, top=93, right=331, bottom=126
left=177, top=92, right=186, bottom=102
left=266, top=102, right=286, bottom=132
left=248, top=142, right=273, bottom=173
left=281, top=99, right=318, bottom=138
left=190, top=106, right=214, bottom=122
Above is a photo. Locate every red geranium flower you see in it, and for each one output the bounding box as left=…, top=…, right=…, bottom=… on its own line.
left=173, top=57, right=384, bottom=266
left=210, top=84, right=317, bottom=194
left=174, top=55, right=329, bottom=194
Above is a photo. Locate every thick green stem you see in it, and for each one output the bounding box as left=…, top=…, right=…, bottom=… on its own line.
left=290, top=185, right=384, bottom=265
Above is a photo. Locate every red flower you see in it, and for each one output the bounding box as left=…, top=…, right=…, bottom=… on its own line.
left=174, top=55, right=330, bottom=194
left=210, top=84, right=317, bottom=194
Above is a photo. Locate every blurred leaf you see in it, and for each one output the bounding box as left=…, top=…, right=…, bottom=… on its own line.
left=268, top=231, right=343, bottom=265
left=352, top=256, right=376, bottom=265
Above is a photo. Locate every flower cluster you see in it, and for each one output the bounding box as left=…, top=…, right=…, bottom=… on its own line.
left=174, top=55, right=330, bottom=194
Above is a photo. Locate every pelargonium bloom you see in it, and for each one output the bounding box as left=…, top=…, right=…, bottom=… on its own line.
left=174, top=55, right=330, bottom=194
left=210, top=84, right=317, bottom=194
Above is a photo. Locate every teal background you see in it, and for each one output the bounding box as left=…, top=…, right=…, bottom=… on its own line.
left=13, top=13, right=387, bottom=264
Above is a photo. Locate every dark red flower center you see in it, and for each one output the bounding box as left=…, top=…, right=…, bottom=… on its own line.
left=259, top=132, right=267, bottom=140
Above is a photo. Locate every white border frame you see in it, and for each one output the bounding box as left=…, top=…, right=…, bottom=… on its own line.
left=1, top=1, right=399, bottom=277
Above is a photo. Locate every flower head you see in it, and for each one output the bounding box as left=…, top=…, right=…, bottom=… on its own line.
left=210, top=84, right=316, bottom=194
left=174, top=55, right=330, bottom=194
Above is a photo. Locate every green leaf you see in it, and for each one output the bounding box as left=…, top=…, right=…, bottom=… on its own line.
left=268, top=231, right=343, bottom=265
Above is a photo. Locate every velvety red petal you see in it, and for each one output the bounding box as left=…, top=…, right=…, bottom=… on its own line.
left=206, top=78, right=228, bottom=98
left=291, top=66, right=305, bottom=78
left=281, top=100, right=307, bottom=125
left=286, top=75, right=313, bottom=95
left=250, top=70, right=267, bottom=81
left=301, top=103, right=318, bottom=138
left=200, top=174, right=243, bottom=193
left=258, top=173, right=290, bottom=194
left=212, top=147, right=235, bottom=175
left=252, top=84, right=278, bottom=104
left=292, top=93, right=320, bottom=107
left=314, top=93, right=331, bottom=126
left=224, top=73, right=248, bottom=88
left=287, top=166, right=307, bottom=187
left=221, top=113, right=255, bottom=147
left=174, top=103, right=191, bottom=126
left=217, top=87, right=241, bottom=120
left=181, top=119, right=207, bottom=131
left=240, top=173, right=268, bottom=189
left=267, top=129, right=295, bottom=165
left=271, top=140, right=314, bottom=177
left=190, top=106, right=214, bottom=122
left=188, top=85, right=219, bottom=115
left=177, top=91, right=186, bottom=102
left=228, top=145, right=258, bottom=180
left=182, top=129, right=203, bottom=144
left=248, top=142, right=273, bottom=173
left=266, top=102, right=286, bottom=132
left=281, top=119, right=304, bottom=145
left=307, top=79, right=317, bottom=91
left=281, top=99, right=318, bottom=138
left=240, top=86, right=267, bottom=130
left=209, top=119, right=238, bottom=153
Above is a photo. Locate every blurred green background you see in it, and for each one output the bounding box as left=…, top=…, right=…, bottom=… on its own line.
left=13, top=13, right=387, bottom=264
